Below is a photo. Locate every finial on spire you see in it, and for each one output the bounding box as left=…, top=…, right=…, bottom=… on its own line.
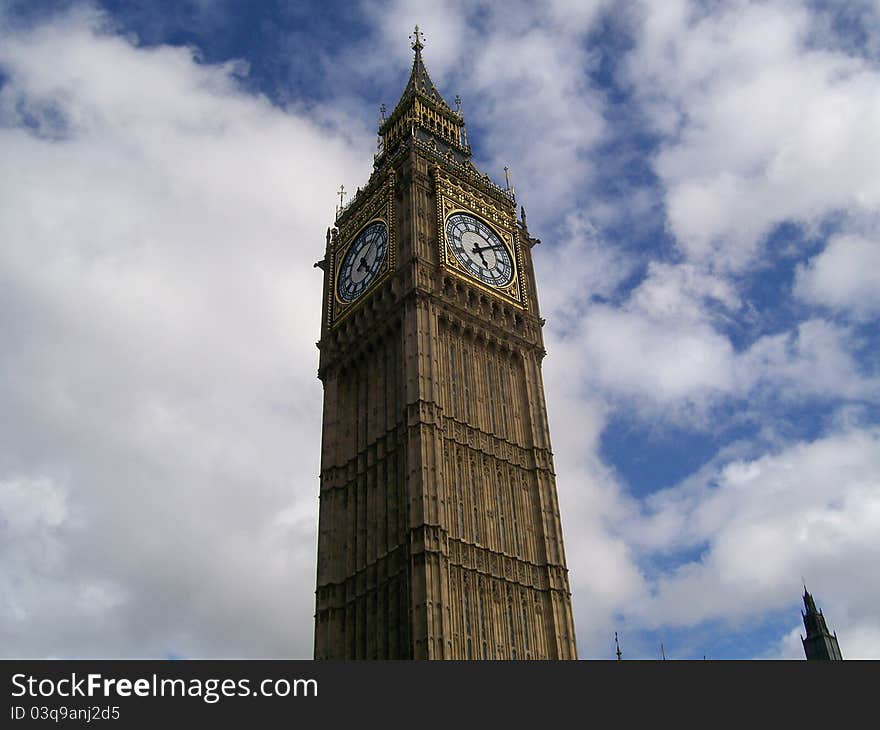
left=335, top=184, right=346, bottom=220
left=614, top=631, right=622, bottom=661
left=377, top=105, right=387, bottom=154
left=503, top=166, right=515, bottom=196
left=454, top=95, right=462, bottom=115
left=410, top=24, right=425, bottom=54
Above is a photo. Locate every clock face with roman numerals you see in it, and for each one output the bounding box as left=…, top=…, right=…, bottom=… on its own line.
left=336, top=221, right=388, bottom=303
left=445, top=212, right=514, bottom=288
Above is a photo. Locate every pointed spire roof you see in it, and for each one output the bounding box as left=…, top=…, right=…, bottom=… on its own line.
left=800, top=586, right=844, bottom=659
left=388, top=25, right=453, bottom=119
left=803, top=585, right=819, bottom=615
left=376, top=24, right=475, bottom=167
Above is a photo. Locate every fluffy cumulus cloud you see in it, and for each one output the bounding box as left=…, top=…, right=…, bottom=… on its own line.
left=625, top=0, right=880, bottom=271
left=794, top=233, right=880, bottom=320
left=553, top=0, right=880, bottom=658
left=625, top=426, right=880, bottom=659
left=0, top=6, right=370, bottom=657
left=547, top=263, right=876, bottom=426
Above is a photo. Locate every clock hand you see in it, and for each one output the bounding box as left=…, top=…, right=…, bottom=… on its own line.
left=471, top=244, right=489, bottom=267
left=358, top=240, right=378, bottom=270
left=472, top=243, right=504, bottom=253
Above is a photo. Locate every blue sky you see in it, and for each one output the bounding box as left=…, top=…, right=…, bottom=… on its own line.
left=1, top=0, right=878, bottom=659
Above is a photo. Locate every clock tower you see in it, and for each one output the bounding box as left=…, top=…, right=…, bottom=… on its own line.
left=313, top=27, right=577, bottom=660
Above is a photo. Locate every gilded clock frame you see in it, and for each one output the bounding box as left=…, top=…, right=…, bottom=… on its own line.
left=327, top=173, right=396, bottom=328
left=433, top=167, right=526, bottom=309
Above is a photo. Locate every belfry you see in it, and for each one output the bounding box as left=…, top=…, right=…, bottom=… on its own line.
left=313, top=27, right=577, bottom=659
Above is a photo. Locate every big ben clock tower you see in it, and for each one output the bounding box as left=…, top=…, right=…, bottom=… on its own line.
left=313, top=27, right=577, bottom=660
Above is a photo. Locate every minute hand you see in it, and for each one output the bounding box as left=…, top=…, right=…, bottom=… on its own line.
left=471, top=242, right=505, bottom=253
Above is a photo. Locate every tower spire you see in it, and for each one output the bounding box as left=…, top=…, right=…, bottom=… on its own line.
left=801, top=587, right=843, bottom=660
left=802, top=584, right=818, bottom=614
left=391, top=24, right=450, bottom=111
left=375, top=24, right=470, bottom=164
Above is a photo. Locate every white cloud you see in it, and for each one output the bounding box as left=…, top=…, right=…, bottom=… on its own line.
left=0, top=7, right=368, bottom=657
left=742, top=319, right=879, bottom=402
left=541, top=365, right=647, bottom=657
left=579, top=263, right=739, bottom=411
left=794, top=233, right=880, bottom=320
left=626, top=0, right=880, bottom=271
left=577, top=304, right=736, bottom=408
left=629, top=261, right=741, bottom=324
left=552, top=259, right=877, bottom=424
left=624, top=426, right=880, bottom=650
left=534, top=211, right=637, bottom=325
left=543, top=240, right=876, bottom=654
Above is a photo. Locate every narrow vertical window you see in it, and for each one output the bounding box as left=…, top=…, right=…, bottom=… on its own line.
left=464, top=590, right=473, bottom=660
left=510, top=480, right=520, bottom=556
left=470, top=461, right=480, bottom=543
left=508, top=601, right=517, bottom=660
left=486, top=359, right=496, bottom=433
left=388, top=452, right=396, bottom=543
left=498, top=359, right=507, bottom=438
left=462, top=347, right=471, bottom=421
left=509, top=361, right=517, bottom=438
left=448, top=341, right=458, bottom=418
left=522, top=602, right=531, bottom=657
left=497, top=477, right=506, bottom=553
left=456, top=455, right=464, bottom=538
left=479, top=593, right=488, bottom=659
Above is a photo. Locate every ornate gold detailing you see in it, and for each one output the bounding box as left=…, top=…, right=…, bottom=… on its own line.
left=332, top=217, right=388, bottom=306
left=327, top=170, right=396, bottom=328
left=334, top=184, right=346, bottom=220
left=375, top=27, right=470, bottom=165
left=434, top=166, right=527, bottom=309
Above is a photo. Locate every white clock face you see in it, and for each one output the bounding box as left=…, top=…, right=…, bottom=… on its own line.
left=336, top=221, right=388, bottom=303
left=445, top=212, right=514, bottom=287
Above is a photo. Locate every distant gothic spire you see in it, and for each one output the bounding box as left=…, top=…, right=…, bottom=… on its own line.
left=801, top=586, right=843, bottom=660
left=803, top=585, right=818, bottom=615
